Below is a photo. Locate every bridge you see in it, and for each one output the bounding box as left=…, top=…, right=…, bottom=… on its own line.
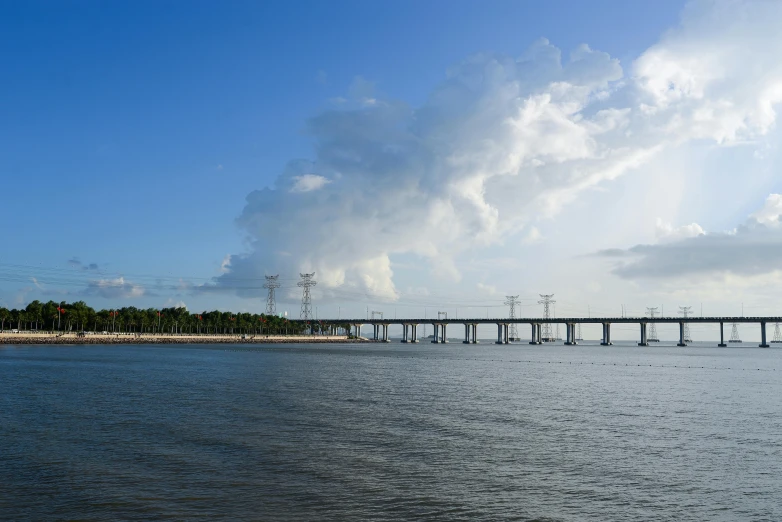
left=294, top=316, right=782, bottom=347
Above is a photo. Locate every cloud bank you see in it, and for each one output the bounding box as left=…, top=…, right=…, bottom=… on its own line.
left=215, top=0, right=782, bottom=301
left=600, top=194, right=782, bottom=280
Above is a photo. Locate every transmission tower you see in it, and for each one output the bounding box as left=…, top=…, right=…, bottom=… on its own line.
left=773, top=322, right=782, bottom=343
left=263, top=275, right=280, bottom=315
left=729, top=322, right=742, bottom=343
left=505, top=296, right=520, bottom=341
left=678, top=306, right=693, bottom=342
left=538, top=294, right=556, bottom=342
left=298, top=273, right=317, bottom=320
left=646, top=307, right=659, bottom=342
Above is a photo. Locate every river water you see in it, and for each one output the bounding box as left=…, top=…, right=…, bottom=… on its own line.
left=1, top=342, right=780, bottom=521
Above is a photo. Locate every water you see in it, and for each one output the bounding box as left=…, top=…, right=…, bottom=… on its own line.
left=1, top=342, right=780, bottom=521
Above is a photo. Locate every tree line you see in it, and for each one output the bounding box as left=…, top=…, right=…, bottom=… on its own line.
left=0, top=300, right=349, bottom=335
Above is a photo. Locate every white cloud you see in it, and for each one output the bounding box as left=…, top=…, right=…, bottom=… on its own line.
left=522, top=226, right=543, bottom=245
left=655, top=218, right=705, bottom=242
left=633, top=0, right=782, bottom=144
left=163, top=299, right=187, bottom=310
left=600, top=194, right=782, bottom=280
left=220, top=254, right=231, bottom=273
left=751, top=193, right=782, bottom=227
left=476, top=282, right=499, bottom=295
left=289, top=174, right=332, bottom=193
left=211, top=1, right=782, bottom=303
left=85, top=277, right=145, bottom=299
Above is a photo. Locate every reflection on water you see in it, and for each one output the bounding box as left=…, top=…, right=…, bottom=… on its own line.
left=1, top=343, right=780, bottom=521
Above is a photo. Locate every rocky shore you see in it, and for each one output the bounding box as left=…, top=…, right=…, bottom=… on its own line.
left=0, top=333, right=371, bottom=345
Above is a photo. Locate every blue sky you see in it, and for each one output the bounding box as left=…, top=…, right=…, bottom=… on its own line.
left=2, top=0, right=782, bottom=334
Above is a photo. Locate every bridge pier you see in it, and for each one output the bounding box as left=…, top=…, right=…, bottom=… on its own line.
left=401, top=323, right=419, bottom=343
left=718, top=322, right=726, bottom=347
left=677, top=322, right=687, bottom=346
left=760, top=322, right=770, bottom=348
left=529, top=323, right=540, bottom=345
left=495, top=323, right=510, bottom=344
left=402, top=323, right=413, bottom=343
left=463, top=323, right=479, bottom=343
left=638, top=323, right=649, bottom=346
left=601, top=323, right=612, bottom=346
left=431, top=323, right=447, bottom=343
left=564, top=323, right=577, bottom=345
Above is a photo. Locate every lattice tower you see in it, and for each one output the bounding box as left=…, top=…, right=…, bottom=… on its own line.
left=298, top=273, right=317, bottom=320
left=538, top=294, right=556, bottom=341
left=646, top=307, right=659, bottom=342
left=505, top=296, right=520, bottom=340
left=678, top=306, right=693, bottom=342
left=772, top=322, right=781, bottom=343
left=263, top=275, right=280, bottom=315
left=729, top=322, right=742, bottom=342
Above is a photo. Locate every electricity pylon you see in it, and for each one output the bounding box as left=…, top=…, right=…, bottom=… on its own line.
left=646, top=307, right=659, bottom=342
left=772, top=322, right=781, bottom=343
left=298, top=273, right=316, bottom=320
left=729, top=322, right=742, bottom=343
left=505, top=296, right=520, bottom=341
left=678, top=306, right=693, bottom=342
left=263, top=275, right=280, bottom=315
left=538, top=294, right=555, bottom=342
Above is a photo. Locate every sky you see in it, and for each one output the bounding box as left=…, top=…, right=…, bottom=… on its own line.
left=2, top=0, right=782, bottom=340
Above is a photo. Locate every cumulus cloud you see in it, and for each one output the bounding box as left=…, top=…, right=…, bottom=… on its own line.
left=655, top=218, right=705, bottom=242
left=751, top=193, right=782, bottom=227
left=600, top=194, right=782, bottom=279
left=163, top=299, right=188, bottom=310
left=289, top=174, right=332, bottom=193
left=213, top=0, right=782, bottom=301
left=85, top=277, right=146, bottom=299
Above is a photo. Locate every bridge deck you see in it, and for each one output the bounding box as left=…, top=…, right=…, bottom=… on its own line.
left=293, top=317, right=782, bottom=324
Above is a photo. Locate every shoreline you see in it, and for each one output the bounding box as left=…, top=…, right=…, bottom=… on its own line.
left=0, top=332, right=371, bottom=345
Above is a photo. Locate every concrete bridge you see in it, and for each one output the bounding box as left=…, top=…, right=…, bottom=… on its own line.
left=299, top=317, right=782, bottom=347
